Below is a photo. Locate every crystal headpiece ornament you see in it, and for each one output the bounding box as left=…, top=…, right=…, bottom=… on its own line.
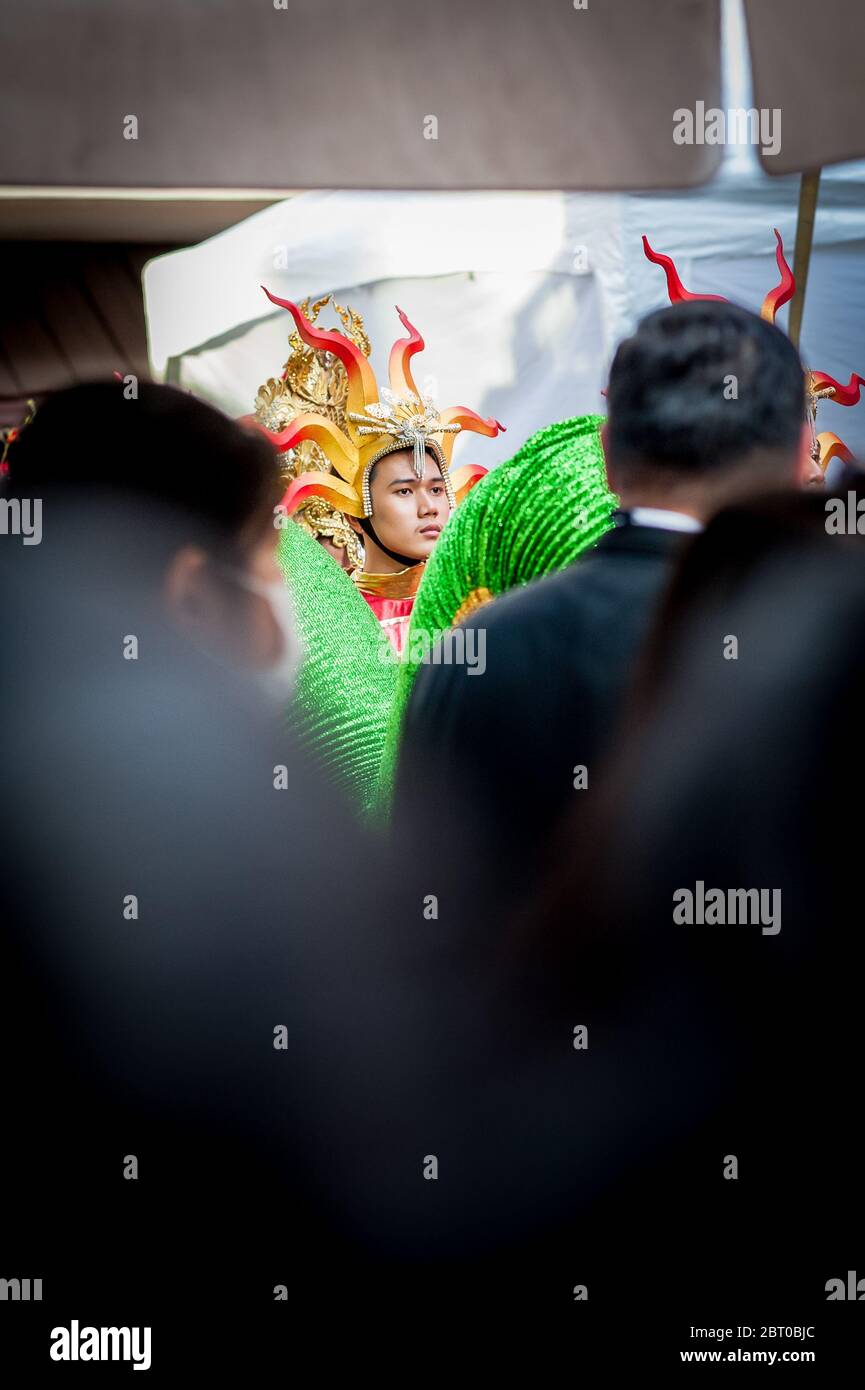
left=643, top=229, right=864, bottom=471
left=250, top=288, right=504, bottom=518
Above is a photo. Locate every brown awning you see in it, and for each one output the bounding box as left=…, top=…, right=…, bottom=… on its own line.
left=2, top=0, right=724, bottom=193
left=745, top=0, right=865, bottom=175
left=3, top=0, right=862, bottom=199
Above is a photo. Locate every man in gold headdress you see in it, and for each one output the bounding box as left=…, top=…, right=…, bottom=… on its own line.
left=250, top=290, right=503, bottom=653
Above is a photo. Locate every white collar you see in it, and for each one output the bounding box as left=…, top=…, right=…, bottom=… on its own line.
left=628, top=507, right=703, bottom=534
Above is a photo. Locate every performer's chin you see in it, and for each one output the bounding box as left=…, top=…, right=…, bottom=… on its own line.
left=414, top=529, right=443, bottom=554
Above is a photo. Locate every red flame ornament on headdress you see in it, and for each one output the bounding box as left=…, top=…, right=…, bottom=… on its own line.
left=246, top=291, right=503, bottom=518
left=643, top=229, right=862, bottom=470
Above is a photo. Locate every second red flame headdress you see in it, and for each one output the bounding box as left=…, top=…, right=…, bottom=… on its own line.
left=643, top=229, right=864, bottom=471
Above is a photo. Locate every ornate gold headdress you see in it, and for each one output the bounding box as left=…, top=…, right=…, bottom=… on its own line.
left=251, top=294, right=369, bottom=564
left=643, top=229, right=864, bottom=471
left=252, top=288, right=503, bottom=519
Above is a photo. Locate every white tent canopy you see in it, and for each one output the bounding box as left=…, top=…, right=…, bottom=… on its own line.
left=144, top=162, right=865, bottom=465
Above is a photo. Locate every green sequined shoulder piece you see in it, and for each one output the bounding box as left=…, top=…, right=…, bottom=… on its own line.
left=277, top=521, right=398, bottom=814
left=376, top=414, right=616, bottom=809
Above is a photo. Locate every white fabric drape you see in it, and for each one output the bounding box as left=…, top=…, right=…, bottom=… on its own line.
left=144, top=164, right=865, bottom=464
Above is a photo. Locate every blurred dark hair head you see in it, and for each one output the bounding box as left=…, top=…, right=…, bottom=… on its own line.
left=606, top=300, right=805, bottom=487
left=628, top=486, right=865, bottom=716
left=3, top=380, right=281, bottom=569
left=511, top=488, right=865, bottom=999
left=525, top=519, right=865, bottom=977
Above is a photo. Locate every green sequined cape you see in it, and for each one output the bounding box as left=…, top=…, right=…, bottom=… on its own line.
left=277, top=520, right=399, bottom=813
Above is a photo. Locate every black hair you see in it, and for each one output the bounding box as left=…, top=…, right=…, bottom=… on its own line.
left=625, top=487, right=862, bottom=723
left=4, top=380, right=280, bottom=559
left=606, top=300, right=805, bottom=482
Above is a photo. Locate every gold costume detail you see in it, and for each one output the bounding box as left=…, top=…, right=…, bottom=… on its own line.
left=349, top=389, right=462, bottom=505
left=254, top=295, right=369, bottom=565
left=452, top=586, right=495, bottom=626
left=256, top=290, right=503, bottom=520
left=352, top=564, right=426, bottom=600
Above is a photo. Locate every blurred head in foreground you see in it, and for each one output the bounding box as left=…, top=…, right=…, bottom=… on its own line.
left=626, top=486, right=865, bottom=721
left=4, top=380, right=292, bottom=683
left=603, top=300, right=817, bottom=518
left=528, top=519, right=865, bottom=981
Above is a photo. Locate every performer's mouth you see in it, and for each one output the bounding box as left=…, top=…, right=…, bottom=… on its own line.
left=419, top=524, right=442, bottom=537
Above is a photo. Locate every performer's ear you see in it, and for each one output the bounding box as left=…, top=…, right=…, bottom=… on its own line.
left=347, top=515, right=363, bottom=534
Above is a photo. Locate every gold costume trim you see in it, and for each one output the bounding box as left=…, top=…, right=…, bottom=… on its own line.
left=452, top=585, right=495, bottom=625
left=353, top=563, right=426, bottom=600
left=253, top=294, right=368, bottom=560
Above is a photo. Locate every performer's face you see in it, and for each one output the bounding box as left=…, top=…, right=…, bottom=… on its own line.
left=365, top=448, right=451, bottom=560
left=802, top=436, right=826, bottom=489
